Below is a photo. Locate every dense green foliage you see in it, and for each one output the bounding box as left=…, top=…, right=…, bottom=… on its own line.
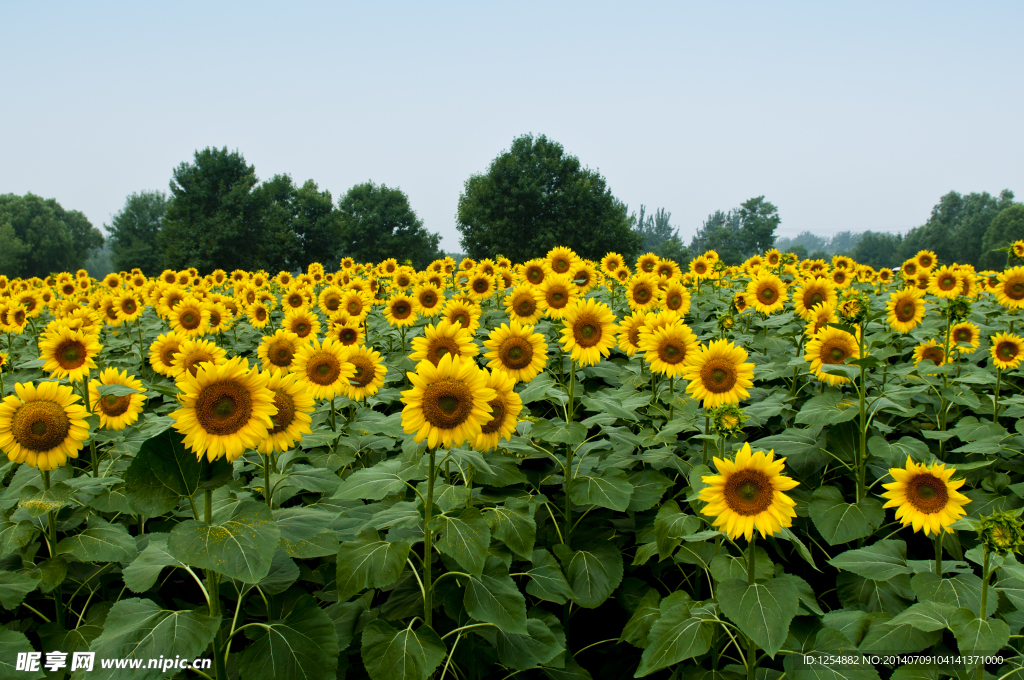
left=337, top=182, right=443, bottom=269
left=457, top=134, right=641, bottom=263
left=0, top=193, right=104, bottom=278
left=106, top=191, right=168, bottom=275
left=689, top=197, right=781, bottom=264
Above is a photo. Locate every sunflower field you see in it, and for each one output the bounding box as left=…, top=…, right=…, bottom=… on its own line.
left=2, top=246, right=1024, bottom=680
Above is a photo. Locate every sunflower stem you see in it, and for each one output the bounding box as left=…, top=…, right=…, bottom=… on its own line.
left=856, top=324, right=867, bottom=503
left=746, top=536, right=758, bottom=680
left=263, top=453, right=273, bottom=509
left=568, top=361, right=575, bottom=421
left=43, top=470, right=64, bottom=626
left=934, top=532, right=944, bottom=576
left=976, top=546, right=991, bottom=680
left=993, top=367, right=1002, bottom=425
left=703, top=416, right=710, bottom=466
left=423, top=448, right=436, bottom=628
left=668, top=376, right=674, bottom=422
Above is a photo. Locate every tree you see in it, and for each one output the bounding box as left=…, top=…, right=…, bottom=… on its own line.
left=161, top=147, right=282, bottom=273
left=828, top=231, right=862, bottom=256
left=898, top=190, right=1014, bottom=267
left=633, top=205, right=676, bottom=253
left=254, top=175, right=341, bottom=271
left=737, top=196, right=780, bottom=255
left=0, top=193, right=104, bottom=278
left=775, top=231, right=828, bottom=255
left=0, top=219, right=30, bottom=275
left=456, top=134, right=640, bottom=263
left=981, top=204, right=1024, bottom=268
left=106, top=190, right=168, bottom=274
left=852, top=231, right=903, bottom=269
left=337, top=182, right=442, bottom=269
left=690, top=209, right=744, bottom=264
left=785, top=244, right=808, bottom=260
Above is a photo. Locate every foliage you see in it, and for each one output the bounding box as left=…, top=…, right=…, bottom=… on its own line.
left=981, top=204, right=1024, bottom=269
left=900, top=190, right=1015, bottom=268
left=105, top=191, right=168, bottom=275
left=0, top=193, right=104, bottom=278
left=457, top=134, right=640, bottom=263
left=690, top=197, right=779, bottom=264
left=337, top=182, right=441, bottom=269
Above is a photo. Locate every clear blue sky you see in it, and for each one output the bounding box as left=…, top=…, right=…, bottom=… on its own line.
left=2, top=1, right=1021, bottom=252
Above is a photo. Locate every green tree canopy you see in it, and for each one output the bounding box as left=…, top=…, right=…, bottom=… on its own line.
left=0, top=219, right=30, bottom=275
left=690, top=197, right=780, bottom=265
left=852, top=231, right=904, bottom=269
left=898, top=190, right=1015, bottom=267
left=106, top=190, right=168, bottom=274
left=337, top=181, right=442, bottom=269
left=256, top=175, right=341, bottom=271
left=981, top=204, right=1024, bottom=269
left=0, top=193, right=104, bottom=278
left=456, top=134, right=640, bottom=263
left=737, top=196, right=780, bottom=254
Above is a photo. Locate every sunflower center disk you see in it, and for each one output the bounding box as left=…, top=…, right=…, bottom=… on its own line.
left=997, top=342, right=1017, bottom=360
left=500, top=339, right=532, bottom=369
left=700, top=360, right=737, bottom=393
left=1009, top=282, right=1024, bottom=299
left=183, top=352, right=214, bottom=377
left=897, top=303, right=915, bottom=321
left=481, top=398, right=506, bottom=434
left=269, top=390, right=295, bottom=434
left=309, top=355, right=341, bottom=385
left=57, top=341, right=86, bottom=369
left=101, top=394, right=132, bottom=417
left=271, top=342, right=294, bottom=366
left=907, top=473, right=949, bottom=514
left=658, top=341, right=684, bottom=364
left=422, top=379, right=472, bottom=429
left=428, top=338, right=460, bottom=365
left=724, top=471, right=773, bottom=516
left=349, top=358, right=375, bottom=388
left=196, top=382, right=254, bottom=435
left=574, top=317, right=601, bottom=347
left=13, top=400, right=72, bottom=452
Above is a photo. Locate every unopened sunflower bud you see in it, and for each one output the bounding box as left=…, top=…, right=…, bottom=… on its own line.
left=978, top=509, right=1024, bottom=556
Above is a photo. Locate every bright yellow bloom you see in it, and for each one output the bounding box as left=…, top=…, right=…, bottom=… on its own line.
left=559, top=298, right=617, bottom=367
left=0, top=382, right=89, bottom=470
left=482, top=321, right=548, bottom=384
left=505, top=285, right=544, bottom=325
left=886, top=288, right=926, bottom=334
left=804, top=326, right=860, bottom=386
left=345, top=345, right=386, bottom=401
left=989, top=332, right=1024, bottom=370
left=994, top=267, right=1024, bottom=310
left=38, top=326, right=102, bottom=383
left=683, top=339, right=755, bottom=408
left=410, top=320, right=480, bottom=367
left=475, top=369, right=522, bottom=451
left=949, top=322, right=980, bottom=353
left=882, top=457, right=970, bottom=536
left=257, top=370, right=315, bottom=455
left=746, top=273, right=788, bottom=314
left=638, top=322, right=699, bottom=378
left=88, top=368, right=146, bottom=431
left=293, top=338, right=355, bottom=401
left=401, top=353, right=496, bottom=449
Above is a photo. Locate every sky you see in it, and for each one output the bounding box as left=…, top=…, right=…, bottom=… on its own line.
left=2, top=1, right=1022, bottom=252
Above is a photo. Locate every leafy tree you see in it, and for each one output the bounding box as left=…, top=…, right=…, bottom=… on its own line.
left=690, top=210, right=742, bottom=263
left=775, top=231, right=828, bottom=255
left=737, top=196, right=780, bottom=254
left=84, top=244, right=115, bottom=279
left=456, top=134, right=640, bottom=263
left=633, top=205, right=676, bottom=253
left=828, top=230, right=862, bottom=256
left=785, top=244, right=808, bottom=260
left=898, top=190, right=1015, bottom=267
left=655, top=236, right=690, bottom=265
left=255, top=175, right=341, bottom=271
left=0, top=219, right=29, bottom=275
left=0, top=193, right=104, bottom=278
left=852, top=231, right=904, bottom=269
left=981, top=204, right=1024, bottom=269
left=106, top=190, right=168, bottom=274
left=337, top=181, right=442, bottom=269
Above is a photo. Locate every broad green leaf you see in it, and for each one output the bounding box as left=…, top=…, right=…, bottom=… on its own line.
left=525, top=548, right=575, bottom=604
left=360, top=619, right=446, bottom=680
left=18, top=481, right=73, bottom=517
left=0, top=516, right=35, bottom=558
left=621, top=589, right=662, bottom=648
left=717, top=577, right=799, bottom=657
left=569, top=468, right=633, bottom=511
left=531, top=418, right=588, bottom=447
left=783, top=627, right=881, bottom=680
left=0, top=629, right=44, bottom=680
left=0, top=571, right=39, bottom=609
left=56, top=516, right=138, bottom=563
left=777, top=573, right=824, bottom=616
left=829, top=540, right=912, bottom=581
left=836, top=573, right=914, bottom=614
left=274, top=507, right=339, bottom=558
left=626, top=469, right=673, bottom=512
left=495, top=617, right=564, bottom=670
left=809, top=486, right=884, bottom=545
left=95, top=383, right=140, bottom=397
left=485, top=498, right=536, bottom=560
left=167, top=500, right=279, bottom=583
left=553, top=542, right=624, bottom=609
left=122, top=534, right=186, bottom=593
left=27, top=556, right=67, bottom=593
left=88, top=599, right=220, bottom=680
left=517, top=373, right=558, bottom=405
left=752, top=430, right=820, bottom=457
left=635, top=600, right=714, bottom=677
left=463, top=556, right=529, bottom=634
left=333, top=459, right=422, bottom=500
left=910, top=572, right=998, bottom=617
left=868, top=436, right=930, bottom=466
left=326, top=591, right=374, bottom=653
left=336, top=532, right=411, bottom=600
left=237, top=594, right=338, bottom=680
left=949, top=608, right=1010, bottom=658
left=857, top=617, right=940, bottom=653
left=123, top=429, right=232, bottom=516
left=430, top=507, right=490, bottom=576
left=257, top=548, right=300, bottom=595
left=795, top=392, right=860, bottom=426
left=655, top=500, right=699, bottom=560
left=709, top=550, right=774, bottom=583
left=888, top=600, right=958, bottom=632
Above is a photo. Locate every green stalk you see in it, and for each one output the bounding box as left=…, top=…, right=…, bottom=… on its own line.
left=934, top=532, right=944, bottom=576
left=668, top=376, right=674, bottom=421
left=263, top=453, right=273, bottom=508
left=976, top=547, right=991, bottom=680
left=423, top=449, right=436, bottom=627
left=43, top=471, right=63, bottom=627
left=564, top=446, right=574, bottom=550
left=856, top=324, right=867, bottom=503
left=939, top=306, right=953, bottom=459
left=81, top=377, right=98, bottom=477
left=746, top=536, right=758, bottom=680
left=703, top=415, right=711, bottom=466
left=993, top=367, right=1002, bottom=425
left=204, top=489, right=227, bottom=680
left=568, top=361, right=576, bottom=421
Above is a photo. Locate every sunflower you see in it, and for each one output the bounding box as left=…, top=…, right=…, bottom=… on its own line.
left=410, top=320, right=480, bottom=366
left=335, top=290, right=367, bottom=320
left=698, top=443, right=799, bottom=541
left=344, top=345, right=386, bottom=401
left=413, top=283, right=445, bottom=317
left=804, top=326, right=860, bottom=385
left=601, top=252, right=624, bottom=275
left=475, top=369, right=523, bottom=451
left=171, top=338, right=228, bottom=379
left=401, top=353, right=496, bottom=449
left=280, top=286, right=311, bottom=312
left=149, top=332, right=184, bottom=376
left=546, top=246, right=576, bottom=275
left=615, top=268, right=631, bottom=284
left=900, top=260, right=918, bottom=279
left=689, top=256, right=713, bottom=280
left=886, top=288, right=926, bottom=333
left=878, top=268, right=894, bottom=284
left=928, top=265, right=963, bottom=300
left=881, top=457, right=970, bottom=536
left=627, top=273, right=661, bottom=313
left=326, top=319, right=364, bottom=347
left=257, top=329, right=302, bottom=373
left=570, top=262, right=599, bottom=294
left=746, top=273, right=788, bottom=314
left=793, top=279, right=838, bottom=321
left=317, top=285, right=345, bottom=315
left=171, top=356, right=277, bottom=462
left=829, top=268, right=852, bottom=289
left=949, top=322, right=980, bottom=353
left=379, top=258, right=400, bottom=277
left=464, top=271, right=497, bottom=301
left=204, top=301, right=233, bottom=333
left=913, top=340, right=947, bottom=371
left=115, top=293, right=144, bottom=323
left=521, top=259, right=550, bottom=287
left=804, top=302, right=838, bottom=337
left=914, top=250, right=938, bottom=271
left=994, top=267, right=1024, bottom=310
left=257, top=370, right=315, bottom=455
left=989, top=332, right=1024, bottom=370
left=393, top=268, right=415, bottom=290
left=245, top=301, right=272, bottom=329
left=38, top=326, right=102, bottom=382
left=1014, top=240, right=1024, bottom=259
left=659, top=280, right=690, bottom=315
left=384, top=295, right=417, bottom=327
left=731, top=293, right=749, bottom=314
left=638, top=322, right=699, bottom=378
left=505, top=285, right=544, bottom=325
left=616, top=313, right=647, bottom=357
left=0, top=382, right=90, bottom=470
left=540, top=274, right=578, bottom=319
left=682, top=339, right=755, bottom=407
left=280, top=308, right=319, bottom=342
left=169, top=298, right=210, bottom=337
left=636, top=252, right=659, bottom=274
left=441, top=299, right=482, bottom=336
left=483, top=321, right=548, bottom=383
left=560, top=298, right=617, bottom=366
left=88, top=368, right=147, bottom=431
left=293, top=338, right=355, bottom=400
left=765, top=249, right=783, bottom=267
left=656, top=260, right=682, bottom=281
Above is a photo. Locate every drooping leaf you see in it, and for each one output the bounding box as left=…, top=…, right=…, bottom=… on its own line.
left=635, top=599, right=715, bottom=677
left=809, top=486, right=884, bottom=545
left=56, top=516, right=138, bottom=563
left=360, top=619, right=447, bottom=680
left=525, top=548, right=575, bottom=604
left=0, top=571, right=39, bottom=610
left=122, top=534, right=186, bottom=593
left=237, top=594, right=339, bottom=680
left=495, top=617, right=564, bottom=670
left=429, top=506, right=490, bottom=576
left=569, top=467, right=633, bottom=511
left=485, top=498, right=536, bottom=560
left=463, top=556, right=529, bottom=634
left=829, top=540, right=912, bottom=581
left=949, top=608, right=1010, bottom=658
left=553, top=542, right=624, bottom=609
left=167, top=500, right=279, bottom=583
left=717, top=577, right=800, bottom=657
left=336, top=532, right=411, bottom=601
left=333, top=459, right=423, bottom=500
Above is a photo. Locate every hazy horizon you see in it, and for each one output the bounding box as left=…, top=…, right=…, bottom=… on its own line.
left=2, top=1, right=1021, bottom=253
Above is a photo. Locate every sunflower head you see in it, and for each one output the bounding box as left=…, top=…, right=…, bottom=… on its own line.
left=38, top=325, right=102, bottom=382
left=683, top=339, right=755, bottom=408
left=483, top=321, right=548, bottom=384
left=882, top=457, right=970, bottom=535
left=804, top=326, right=860, bottom=386
left=837, top=292, right=869, bottom=325
left=559, top=298, right=617, bottom=367
left=0, top=382, right=90, bottom=470
left=913, top=340, right=946, bottom=372
left=746, top=273, right=788, bottom=314
left=710, top=404, right=746, bottom=435
left=698, top=443, right=799, bottom=541
left=410, top=319, right=480, bottom=367
left=978, top=510, right=1024, bottom=556
left=400, top=353, right=496, bottom=449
